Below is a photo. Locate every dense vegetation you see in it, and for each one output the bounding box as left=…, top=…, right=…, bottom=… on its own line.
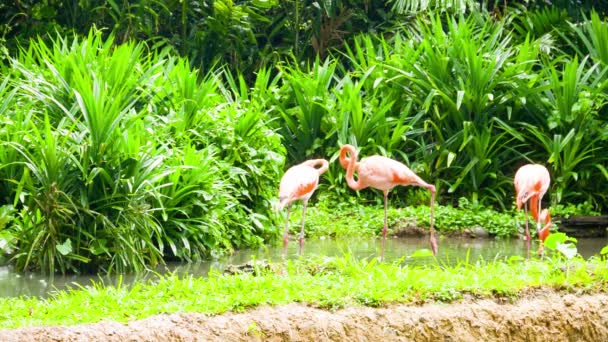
left=0, top=1, right=607, bottom=273
left=0, top=32, right=286, bottom=274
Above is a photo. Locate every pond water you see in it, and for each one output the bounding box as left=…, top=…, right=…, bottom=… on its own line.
left=1, top=236, right=606, bottom=299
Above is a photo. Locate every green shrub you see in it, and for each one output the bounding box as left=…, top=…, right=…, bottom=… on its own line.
left=0, top=30, right=285, bottom=273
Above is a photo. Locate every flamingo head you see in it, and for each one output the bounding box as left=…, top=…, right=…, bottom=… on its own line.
left=516, top=190, right=531, bottom=210
left=338, top=144, right=357, bottom=169
left=539, top=209, right=550, bottom=223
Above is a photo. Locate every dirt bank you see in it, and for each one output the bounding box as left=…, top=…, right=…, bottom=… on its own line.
left=2, top=292, right=607, bottom=341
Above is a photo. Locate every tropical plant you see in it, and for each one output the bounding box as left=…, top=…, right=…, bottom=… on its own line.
left=388, top=0, right=481, bottom=15
left=0, top=30, right=286, bottom=273
left=380, top=13, right=540, bottom=206
left=522, top=55, right=608, bottom=206
left=274, top=58, right=338, bottom=162
left=564, top=10, right=608, bottom=67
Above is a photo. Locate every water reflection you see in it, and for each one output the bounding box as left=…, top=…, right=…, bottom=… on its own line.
left=0, top=236, right=606, bottom=298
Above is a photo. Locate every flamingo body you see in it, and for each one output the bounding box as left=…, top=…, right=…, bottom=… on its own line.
left=339, top=145, right=437, bottom=258
left=279, top=161, right=323, bottom=208
left=353, top=156, right=427, bottom=191
left=278, top=159, right=329, bottom=255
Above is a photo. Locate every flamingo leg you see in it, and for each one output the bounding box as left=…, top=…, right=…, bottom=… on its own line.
left=536, top=196, right=542, bottom=234
left=523, top=202, right=530, bottom=258
left=429, top=188, right=438, bottom=256
left=381, top=190, right=389, bottom=261
left=283, top=203, right=292, bottom=257
left=299, top=199, right=308, bottom=256
left=523, top=202, right=530, bottom=241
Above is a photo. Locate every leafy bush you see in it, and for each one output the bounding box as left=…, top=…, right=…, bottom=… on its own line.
left=0, top=30, right=285, bottom=273
left=551, top=202, right=601, bottom=218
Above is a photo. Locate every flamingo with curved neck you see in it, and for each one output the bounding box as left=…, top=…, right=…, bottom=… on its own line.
left=339, top=145, right=437, bottom=259
left=279, top=159, right=329, bottom=256
left=514, top=163, right=551, bottom=256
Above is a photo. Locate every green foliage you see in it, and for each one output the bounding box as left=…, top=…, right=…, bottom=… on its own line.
left=274, top=58, right=338, bottom=162
left=565, top=10, right=608, bottom=67
left=2, top=2, right=608, bottom=275
left=543, top=232, right=578, bottom=260
left=388, top=0, right=480, bottom=15
left=509, top=5, right=571, bottom=55
left=0, top=30, right=285, bottom=273
left=522, top=55, right=607, bottom=206
left=1, top=0, right=445, bottom=79
left=277, top=8, right=608, bottom=212
left=551, top=201, right=600, bottom=218
left=390, top=14, right=537, bottom=206
left=0, top=205, right=16, bottom=263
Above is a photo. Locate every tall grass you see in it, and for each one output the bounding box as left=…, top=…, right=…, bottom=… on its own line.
left=338, top=13, right=543, bottom=207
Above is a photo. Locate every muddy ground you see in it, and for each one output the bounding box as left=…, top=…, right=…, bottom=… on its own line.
left=1, top=291, right=607, bottom=341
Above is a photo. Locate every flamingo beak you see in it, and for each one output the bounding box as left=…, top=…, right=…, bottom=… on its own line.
left=516, top=195, right=524, bottom=210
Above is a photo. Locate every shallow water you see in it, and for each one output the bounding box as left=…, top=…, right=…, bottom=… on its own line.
left=0, top=236, right=606, bottom=298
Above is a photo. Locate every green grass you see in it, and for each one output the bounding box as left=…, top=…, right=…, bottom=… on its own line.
left=1, top=254, right=607, bottom=329
left=288, top=198, right=533, bottom=239
left=287, top=198, right=602, bottom=239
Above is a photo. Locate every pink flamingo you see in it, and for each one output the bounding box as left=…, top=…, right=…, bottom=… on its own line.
left=279, top=159, right=329, bottom=255
left=514, top=163, right=551, bottom=253
left=339, top=144, right=437, bottom=259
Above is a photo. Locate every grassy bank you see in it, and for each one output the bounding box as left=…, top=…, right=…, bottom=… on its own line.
left=1, top=252, right=607, bottom=329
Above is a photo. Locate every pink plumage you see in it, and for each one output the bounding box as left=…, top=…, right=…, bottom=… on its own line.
left=514, top=163, right=551, bottom=254
left=278, top=159, right=329, bottom=255
left=339, top=144, right=437, bottom=259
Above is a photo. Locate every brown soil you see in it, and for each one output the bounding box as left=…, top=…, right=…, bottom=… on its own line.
left=2, top=292, right=607, bottom=341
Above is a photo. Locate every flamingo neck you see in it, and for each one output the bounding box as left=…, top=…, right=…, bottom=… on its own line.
left=429, top=189, right=435, bottom=236
left=339, top=147, right=351, bottom=169
left=341, top=145, right=363, bottom=190
left=303, top=159, right=329, bottom=175
left=316, top=159, right=329, bottom=175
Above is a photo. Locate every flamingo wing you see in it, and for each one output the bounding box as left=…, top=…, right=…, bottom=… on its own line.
left=356, top=156, right=396, bottom=191
left=279, top=165, right=320, bottom=207
left=357, top=156, right=422, bottom=191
